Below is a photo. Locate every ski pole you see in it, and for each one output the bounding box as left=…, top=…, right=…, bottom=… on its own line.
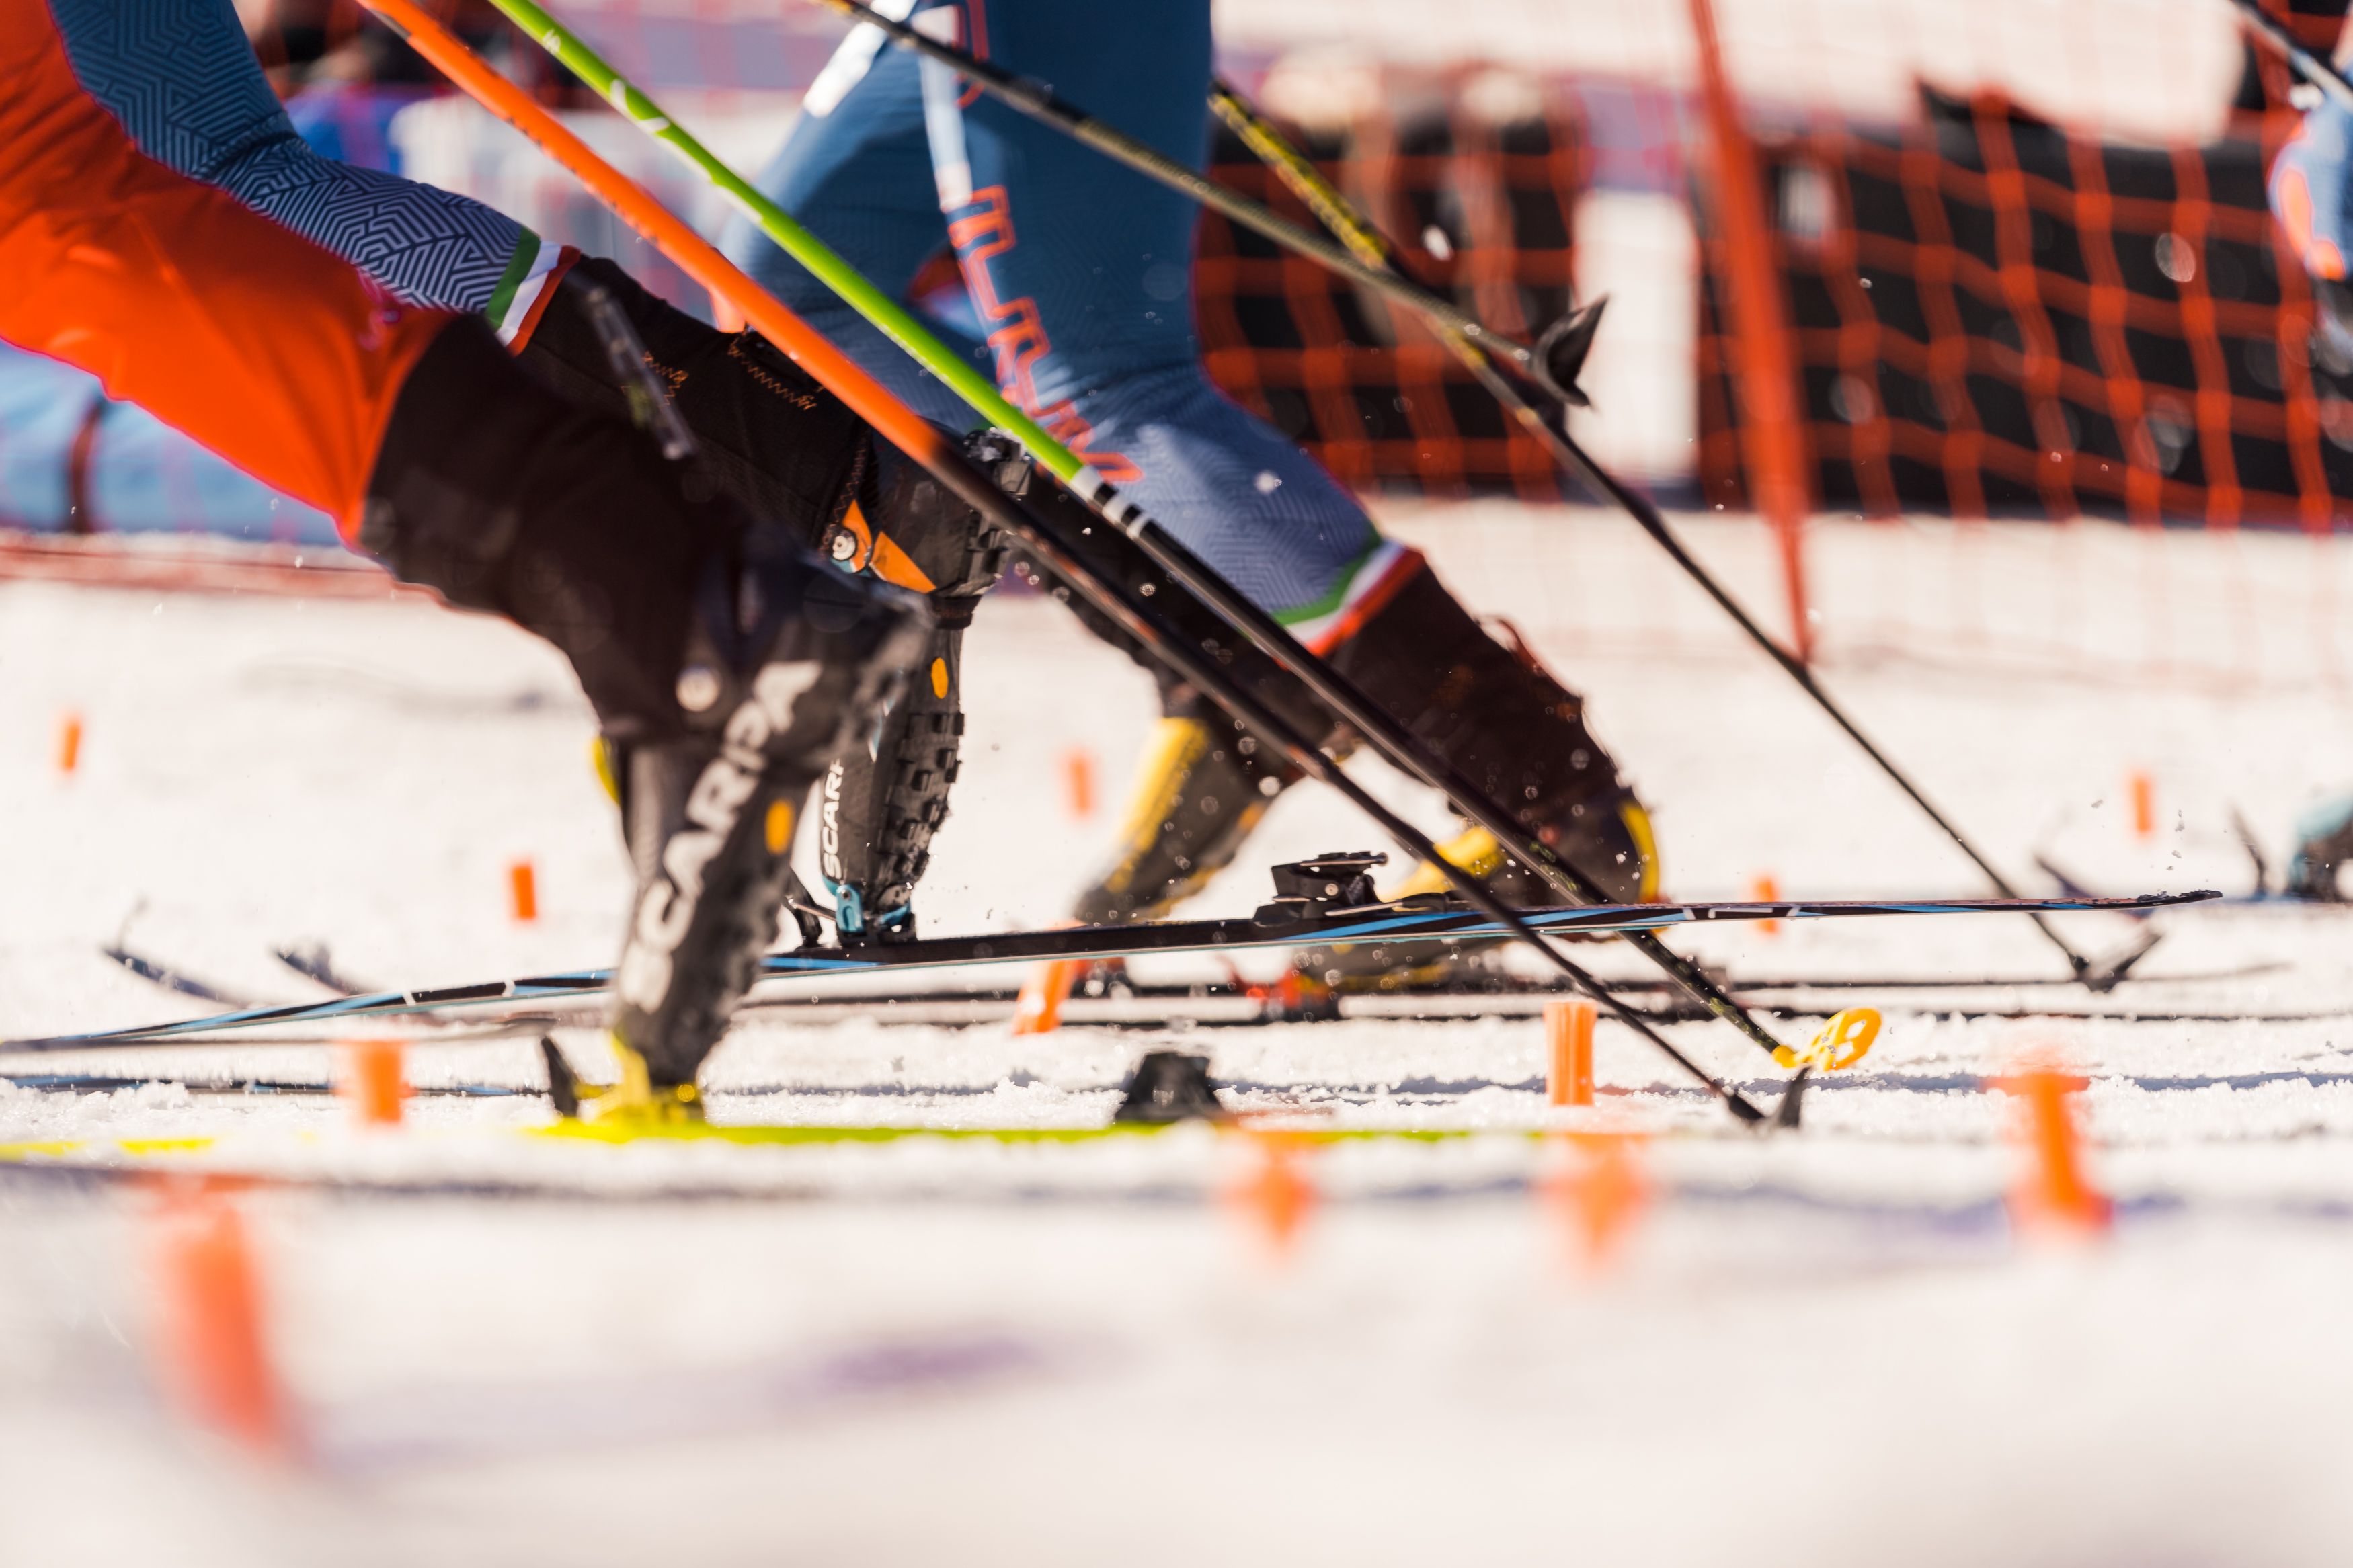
left=804, top=0, right=2133, bottom=990
left=1203, top=77, right=2133, bottom=991
left=358, top=0, right=1776, bottom=1119
left=463, top=0, right=1812, bottom=1066
left=2229, top=0, right=2353, bottom=110
left=797, top=0, right=1607, bottom=399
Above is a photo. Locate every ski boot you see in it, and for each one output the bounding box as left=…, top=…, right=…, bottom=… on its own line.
left=813, top=433, right=1011, bottom=942
left=1061, top=547, right=1657, bottom=996
left=362, top=315, right=931, bottom=1120
left=511, top=251, right=869, bottom=550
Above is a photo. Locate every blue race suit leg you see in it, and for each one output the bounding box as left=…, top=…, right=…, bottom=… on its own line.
left=722, top=34, right=991, bottom=428
left=731, top=0, right=1404, bottom=628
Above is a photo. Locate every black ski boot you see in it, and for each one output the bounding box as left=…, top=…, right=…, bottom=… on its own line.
left=1047, top=524, right=1659, bottom=995
left=511, top=253, right=869, bottom=551
left=1069, top=692, right=1296, bottom=925
left=813, top=433, right=1010, bottom=942
left=1295, top=572, right=1656, bottom=991
left=362, top=316, right=931, bottom=1118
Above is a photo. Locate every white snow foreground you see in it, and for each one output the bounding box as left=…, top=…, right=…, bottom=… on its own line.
left=4, top=506, right=2353, bottom=1564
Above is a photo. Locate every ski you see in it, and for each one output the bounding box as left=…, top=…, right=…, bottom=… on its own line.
left=1, top=1071, right=529, bottom=1098
left=721, top=992, right=2348, bottom=1032
left=729, top=958, right=2290, bottom=1016
left=1, top=870, right=2214, bottom=1055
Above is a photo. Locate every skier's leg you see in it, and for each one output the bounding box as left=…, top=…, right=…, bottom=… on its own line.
left=44, top=0, right=884, bottom=536
left=372, top=324, right=930, bottom=1107
left=1, top=3, right=928, bottom=1105
left=929, top=0, right=1388, bottom=622
left=723, top=36, right=986, bottom=428
left=44, top=0, right=986, bottom=951
left=1066, top=540, right=1657, bottom=946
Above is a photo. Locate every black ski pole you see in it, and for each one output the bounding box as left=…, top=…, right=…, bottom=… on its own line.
left=478, top=0, right=1814, bottom=1071
left=790, top=1, right=1819, bottom=1050
left=798, top=0, right=1605, bottom=393
left=804, top=0, right=2145, bottom=990
left=1213, top=72, right=2143, bottom=992
left=383, top=0, right=1780, bottom=1120
left=1201, top=85, right=2155, bottom=989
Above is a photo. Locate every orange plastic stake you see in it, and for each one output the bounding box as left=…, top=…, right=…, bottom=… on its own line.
left=1541, top=1131, right=1651, bottom=1272
left=1993, top=1061, right=2112, bottom=1237
left=1546, top=999, right=1597, bottom=1107
left=1752, top=872, right=1780, bottom=935
left=1062, top=747, right=1097, bottom=820
left=1011, top=958, right=1080, bottom=1036
left=1228, top=1130, right=1316, bottom=1261
left=148, top=1186, right=291, bottom=1456
left=2128, top=770, right=2155, bottom=840
left=56, top=711, right=82, bottom=776
left=341, top=1039, right=407, bottom=1127
left=509, top=859, right=539, bottom=923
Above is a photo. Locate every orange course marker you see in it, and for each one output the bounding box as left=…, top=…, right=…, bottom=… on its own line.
left=1546, top=998, right=1597, bottom=1107
left=1011, top=958, right=1080, bottom=1036
left=147, top=1187, right=292, bottom=1456
left=1751, top=872, right=1780, bottom=935
left=2128, top=770, right=2155, bottom=840
left=56, top=711, right=82, bottom=776
left=1062, top=747, right=1096, bottom=821
left=1542, top=1131, right=1651, bottom=1273
left=1993, top=1059, right=2112, bottom=1237
left=341, top=1039, right=407, bottom=1127
left=510, top=858, right=539, bottom=923
left=1227, top=1130, right=1317, bottom=1261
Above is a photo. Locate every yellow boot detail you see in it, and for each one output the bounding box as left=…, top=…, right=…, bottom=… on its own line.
left=1091, top=717, right=1273, bottom=918
left=573, top=1037, right=705, bottom=1127
left=1619, top=798, right=1662, bottom=903
left=1384, top=825, right=1509, bottom=902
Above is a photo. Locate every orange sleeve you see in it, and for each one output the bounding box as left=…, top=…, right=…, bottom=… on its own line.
left=0, top=0, right=452, bottom=539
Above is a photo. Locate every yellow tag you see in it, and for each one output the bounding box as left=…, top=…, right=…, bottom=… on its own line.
left=1771, top=1007, right=1880, bottom=1072
left=764, top=799, right=795, bottom=855
left=930, top=657, right=950, bottom=700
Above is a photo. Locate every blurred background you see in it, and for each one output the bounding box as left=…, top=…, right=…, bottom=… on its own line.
left=9, top=0, right=2353, bottom=696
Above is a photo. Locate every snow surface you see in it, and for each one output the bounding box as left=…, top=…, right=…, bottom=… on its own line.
left=7, top=505, right=2353, bottom=1564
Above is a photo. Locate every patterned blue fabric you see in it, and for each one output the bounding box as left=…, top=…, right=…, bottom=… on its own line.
left=724, top=0, right=1382, bottom=619
left=44, top=0, right=526, bottom=313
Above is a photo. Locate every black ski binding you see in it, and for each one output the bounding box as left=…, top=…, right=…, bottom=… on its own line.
left=1112, top=1050, right=1227, bottom=1124
left=1533, top=296, right=1607, bottom=409
left=1254, top=851, right=1387, bottom=925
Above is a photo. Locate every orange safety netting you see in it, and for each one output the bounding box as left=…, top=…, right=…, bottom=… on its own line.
left=1694, top=88, right=2346, bottom=530
left=1194, top=101, right=1591, bottom=503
